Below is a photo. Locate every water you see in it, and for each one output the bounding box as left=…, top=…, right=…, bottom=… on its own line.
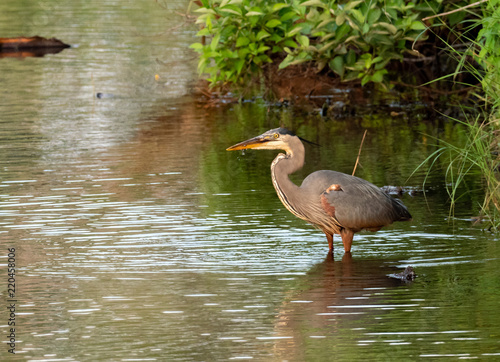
left=1, top=1, right=500, bottom=361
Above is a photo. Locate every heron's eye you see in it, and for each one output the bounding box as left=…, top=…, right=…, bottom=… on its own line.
left=273, top=133, right=279, bottom=139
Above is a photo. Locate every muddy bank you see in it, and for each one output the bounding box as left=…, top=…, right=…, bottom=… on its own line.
left=193, top=60, right=479, bottom=121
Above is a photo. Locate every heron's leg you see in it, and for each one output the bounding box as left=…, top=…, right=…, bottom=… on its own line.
left=324, top=232, right=334, bottom=252
left=340, top=229, right=354, bottom=252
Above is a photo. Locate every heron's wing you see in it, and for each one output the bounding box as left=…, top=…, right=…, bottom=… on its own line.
left=323, top=182, right=399, bottom=230
left=302, top=170, right=411, bottom=231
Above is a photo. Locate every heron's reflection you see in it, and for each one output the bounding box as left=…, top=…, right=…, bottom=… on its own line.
left=271, top=253, right=410, bottom=360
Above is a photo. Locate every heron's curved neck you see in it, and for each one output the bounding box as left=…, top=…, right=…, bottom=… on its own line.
left=270, top=138, right=305, bottom=217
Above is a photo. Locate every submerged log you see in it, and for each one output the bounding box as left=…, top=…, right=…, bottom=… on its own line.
left=0, top=36, right=70, bottom=51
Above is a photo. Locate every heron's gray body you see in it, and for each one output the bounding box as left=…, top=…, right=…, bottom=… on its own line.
left=297, top=170, right=411, bottom=232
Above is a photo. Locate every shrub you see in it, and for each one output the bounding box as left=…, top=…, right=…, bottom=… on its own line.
left=190, top=0, right=477, bottom=89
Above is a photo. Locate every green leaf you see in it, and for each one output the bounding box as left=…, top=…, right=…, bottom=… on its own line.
left=336, top=44, right=347, bottom=54
left=236, top=37, right=250, bottom=47
left=320, top=32, right=336, bottom=42
left=336, top=12, right=345, bottom=26
left=317, top=60, right=327, bottom=71
left=306, top=8, right=320, bottom=21
left=257, top=30, right=271, bottom=41
left=259, top=54, right=272, bottom=63
left=205, top=51, right=220, bottom=58
left=335, top=23, right=350, bottom=40
left=266, top=19, right=282, bottom=28
left=210, top=33, right=220, bottom=51
left=361, top=74, right=371, bottom=86
left=346, top=50, right=356, bottom=65
left=246, top=6, right=264, bottom=16
left=350, top=9, right=365, bottom=24
left=329, top=56, right=345, bottom=77
left=316, top=18, right=336, bottom=31
left=448, top=10, right=466, bottom=26
left=345, top=16, right=360, bottom=32
left=271, top=3, right=289, bottom=12
left=221, top=49, right=237, bottom=58
left=190, top=43, right=204, bottom=51
left=367, top=8, right=381, bottom=24
left=238, top=48, right=250, bottom=58
left=297, top=35, right=310, bottom=47
left=194, top=8, right=216, bottom=14
left=257, top=45, right=271, bottom=53
left=280, top=10, right=297, bottom=22
left=287, top=24, right=303, bottom=37
left=220, top=1, right=230, bottom=11
left=224, top=70, right=234, bottom=80
left=344, top=35, right=359, bottom=43
left=318, top=40, right=336, bottom=54
left=362, top=23, right=370, bottom=34
left=371, top=69, right=388, bottom=83
left=283, top=39, right=298, bottom=48
left=289, top=58, right=309, bottom=66
left=197, top=60, right=207, bottom=74
left=298, top=22, right=313, bottom=35
left=220, top=5, right=243, bottom=16
left=344, top=0, right=363, bottom=11
left=374, top=57, right=391, bottom=70
left=301, top=0, right=326, bottom=7
left=377, top=22, right=398, bottom=35
left=246, top=11, right=264, bottom=16
left=269, top=33, right=283, bottom=42
left=296, top=51, right=310, bottom=60
left=344, top=70, right=359, bottom=81
left=279, top=53, right=295, bottom=69
left=410, top=21, right=426, bottom=30
left=196, top=27, right=211, bottom=37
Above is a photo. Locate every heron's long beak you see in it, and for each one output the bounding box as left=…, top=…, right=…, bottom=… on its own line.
left=226, top=135, right=272, bottom=151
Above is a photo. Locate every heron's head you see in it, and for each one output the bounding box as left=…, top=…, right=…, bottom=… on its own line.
left=226, top=128, right=297, bottom=154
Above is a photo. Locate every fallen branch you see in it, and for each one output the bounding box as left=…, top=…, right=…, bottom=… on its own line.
left=0, top=36, right=69, bottom=50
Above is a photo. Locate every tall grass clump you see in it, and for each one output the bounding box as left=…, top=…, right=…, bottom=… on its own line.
left=419, top=0, right=500, bottom=228
left=420, top=117, right=499, bottom=226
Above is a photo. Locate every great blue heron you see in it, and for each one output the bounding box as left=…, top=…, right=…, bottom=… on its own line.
left=227, top=128, right=412, bottom=253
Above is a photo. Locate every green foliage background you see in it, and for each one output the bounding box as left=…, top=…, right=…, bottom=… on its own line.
left=190, top=0, right=477, bottom=88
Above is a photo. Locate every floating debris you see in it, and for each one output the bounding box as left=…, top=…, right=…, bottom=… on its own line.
left=0, top=36, right=70, bottom=58
left=381, top=185, right=423, bottom=196
left=0, top=36, right=70, bottom=50
left=389, top=266, right=416, bottom=282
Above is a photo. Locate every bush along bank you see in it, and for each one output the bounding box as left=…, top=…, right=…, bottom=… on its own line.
left=190, top=0, right=484, bottom=96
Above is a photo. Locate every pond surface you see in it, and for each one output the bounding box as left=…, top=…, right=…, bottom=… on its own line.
left=1, top=1, right=500, bottom=361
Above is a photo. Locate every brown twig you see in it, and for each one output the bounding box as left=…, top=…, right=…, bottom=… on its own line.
left=352, top=130, right=368, bottom=176
left=195, top=86, right=214, bottom=98
left=422, top=0, right=488, bottom=21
